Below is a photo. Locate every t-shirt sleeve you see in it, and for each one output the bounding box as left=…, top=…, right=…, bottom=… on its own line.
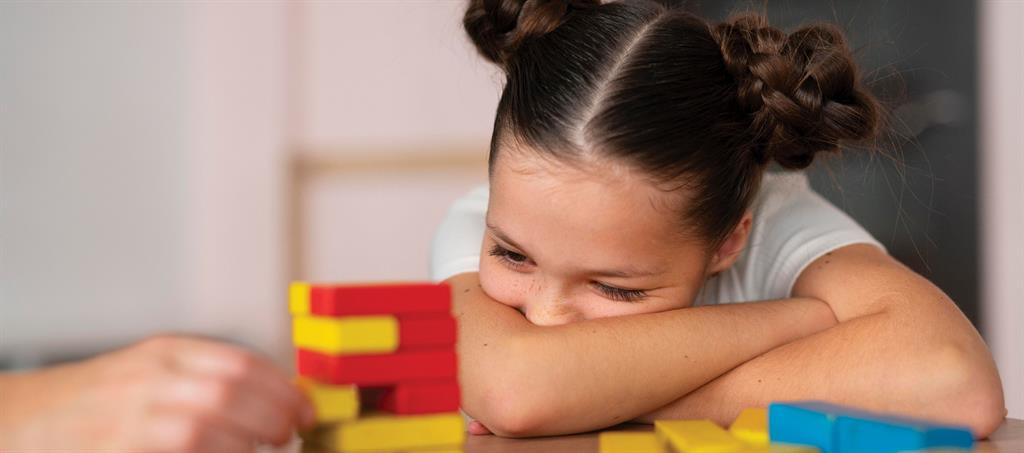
left=745, top=172, right=887, bottom=300
left=429, top=184, right=490, bottom=282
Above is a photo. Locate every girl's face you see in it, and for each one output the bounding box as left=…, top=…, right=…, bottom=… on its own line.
left=479, top=150, right=750, bottom=326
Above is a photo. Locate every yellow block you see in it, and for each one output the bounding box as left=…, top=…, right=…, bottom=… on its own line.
left=406, top=447, right=464, bottom=453
left=290, top=281, right=310, bottom=315
left=292, top=315, right=399, bottom=354
left=295, top=377, right=359, bottom=423
left=320, top=412, right=465, bottom=452
left=599, top=431, right=666, bottom=453
left=730, top=408, right=769, bottom=445
left=655, top=420, right=746, bottom=453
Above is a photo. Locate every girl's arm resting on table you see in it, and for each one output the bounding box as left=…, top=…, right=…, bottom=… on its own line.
left=447, top=272, right=837, bottom=437
left=635, top=244, right=1007, bottom=439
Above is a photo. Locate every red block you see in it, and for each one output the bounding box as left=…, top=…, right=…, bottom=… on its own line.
left=308, top=282, right=451, bottom=316
left=398, top=316, right=457, bottom=350
left=378, top=380, right=461, bottom=415
left=296, top=348, right=457, bottom=386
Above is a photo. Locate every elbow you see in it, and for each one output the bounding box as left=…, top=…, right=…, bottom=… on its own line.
left=477, top=402, right=550, bottom=438
left=951, top=380, right=1006, bottom=439
left=956, top=380, right=1006, bottom=439
left=458, top=339, right=556, bottom=438
left=470, top=368, right=561, bottom=438
left=925, top=343, right=1006, bottom=438
left=957, top=375, right=1006, bottom=439
left=465, top=383, right=554, bottom=438
left=969, top=403, right=1008, bottom=440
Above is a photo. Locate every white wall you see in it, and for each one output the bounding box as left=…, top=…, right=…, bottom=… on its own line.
left=295, top=0, right=501, bottom=152
left=182, top=1, right=292, bottom=362
left=979, top=0, right=1024, bottom=419
left=302, top=169, right=486, bottom=283
left=0, top=1, right=292, bottom=364
left=1, top=2, right=191, bottom=363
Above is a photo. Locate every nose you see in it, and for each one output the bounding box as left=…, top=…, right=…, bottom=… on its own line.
left=524, top=298, right=582, bottom=326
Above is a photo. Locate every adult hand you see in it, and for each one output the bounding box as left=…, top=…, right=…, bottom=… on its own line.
left=0, top=335, right=314, bottom=452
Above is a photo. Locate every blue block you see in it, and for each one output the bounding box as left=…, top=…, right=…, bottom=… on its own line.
left=769, top=401, right=974, bottom=453
left=836, top=411, right=974, bottom=453
left=769, top=401, right=843, bottom=453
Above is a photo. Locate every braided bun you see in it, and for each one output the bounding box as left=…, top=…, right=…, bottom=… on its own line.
left=464, top=0, right=601, bottom=71
left=711, top=14, right=880, bottom=169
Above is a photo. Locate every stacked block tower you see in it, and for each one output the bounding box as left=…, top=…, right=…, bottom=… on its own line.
left=289, top=281, right=464, bottom=452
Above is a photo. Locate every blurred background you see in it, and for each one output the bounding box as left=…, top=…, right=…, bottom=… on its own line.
left=1, top=1, right=1020, bottom=417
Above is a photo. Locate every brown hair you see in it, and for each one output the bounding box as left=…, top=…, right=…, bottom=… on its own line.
left=464, top=0, right=881, bottom=248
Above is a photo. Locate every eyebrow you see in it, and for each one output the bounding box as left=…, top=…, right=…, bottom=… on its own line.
left=588, top=267, right=662, bottom=279
left=485, top=223, right=664, bottom=278
left=487, top=223, right=529, bottom=255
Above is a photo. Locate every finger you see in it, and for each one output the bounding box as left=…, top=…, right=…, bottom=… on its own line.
left=164, top=337, right=313, bottom=430
left=468, top=420, right=493, bottom=435
left=289, top=380, right=318, bottom=430
left=162, top=374, right=295, bottom=446
left=255, top=431, right=302, bottom=453
left=166, top=337, right=285, bottom=382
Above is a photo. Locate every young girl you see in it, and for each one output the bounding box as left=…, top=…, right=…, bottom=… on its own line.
left=432, top=0, right=1005, bottom=439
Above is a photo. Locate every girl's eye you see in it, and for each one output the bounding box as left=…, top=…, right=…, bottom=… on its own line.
left=594, top=282, right=647, bottom=302
left=488, top=244, right=530, bottom=269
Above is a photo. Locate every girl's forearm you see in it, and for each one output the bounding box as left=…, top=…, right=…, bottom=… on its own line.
left=447, top=272, right=836, bottom=437
left=636, top=303, right=1006, bottom=438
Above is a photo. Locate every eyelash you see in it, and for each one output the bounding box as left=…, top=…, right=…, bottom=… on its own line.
left=487, top=243, right=648, bottom=302
left=488, top=243, right=529, bottom=269
left=597, top=284, right=648, bottom=302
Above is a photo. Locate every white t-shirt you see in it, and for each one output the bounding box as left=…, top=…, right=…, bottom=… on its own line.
left=429, top=171, right=885, bottom=304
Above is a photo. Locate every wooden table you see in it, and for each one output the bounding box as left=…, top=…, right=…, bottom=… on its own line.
left=462, top=418, right=1024, bottom=452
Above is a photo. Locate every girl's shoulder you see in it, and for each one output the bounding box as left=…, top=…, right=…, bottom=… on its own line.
left=698, top=170, right=885, bottom=306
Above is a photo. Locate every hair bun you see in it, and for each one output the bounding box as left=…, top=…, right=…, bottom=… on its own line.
left=711, top=13, right=880, bottom=169
left=464, top=0, right=600, bottom=71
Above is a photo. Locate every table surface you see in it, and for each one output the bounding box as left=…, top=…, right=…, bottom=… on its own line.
left=462, top=418, right=1024, bottom=452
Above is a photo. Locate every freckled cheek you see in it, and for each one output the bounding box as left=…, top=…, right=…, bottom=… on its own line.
left=478, top=259, right=537, bottom=312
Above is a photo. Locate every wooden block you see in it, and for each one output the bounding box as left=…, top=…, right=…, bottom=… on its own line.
left=655, top=420, right=746, bottom=453
left=767, top=402, right=838, bottom=452
left=769, top=401, right=974, bottom=453
left=294, top=377, right=359, bottom=423
left=405, top=447, right=464, bottom=453
left=292, top=315, right=399, bottom=355
left=599, top=431, right=666, bottom=453
left=378, top=380, right=461, bottom=415
left=835, top=412, right=974, bottom=453
left=289, top=282, right=311, bottom=315
left=317, top=412, right=465, bottom=452
left=292, top=314, right=456, bottom=355
left=730, top=408, right=769, bottom=445
left=399, top=315, right=457, bottom=349
left=296, top=348, right=457, bottom=386
left=289, top=281, right=451, bottom=317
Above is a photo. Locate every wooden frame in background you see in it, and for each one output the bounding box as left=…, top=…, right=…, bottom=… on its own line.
left=286, top=147, right=488, bottom=280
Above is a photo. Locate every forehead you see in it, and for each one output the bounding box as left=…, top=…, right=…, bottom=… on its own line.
left=488, top=152, right=704, bottom=268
